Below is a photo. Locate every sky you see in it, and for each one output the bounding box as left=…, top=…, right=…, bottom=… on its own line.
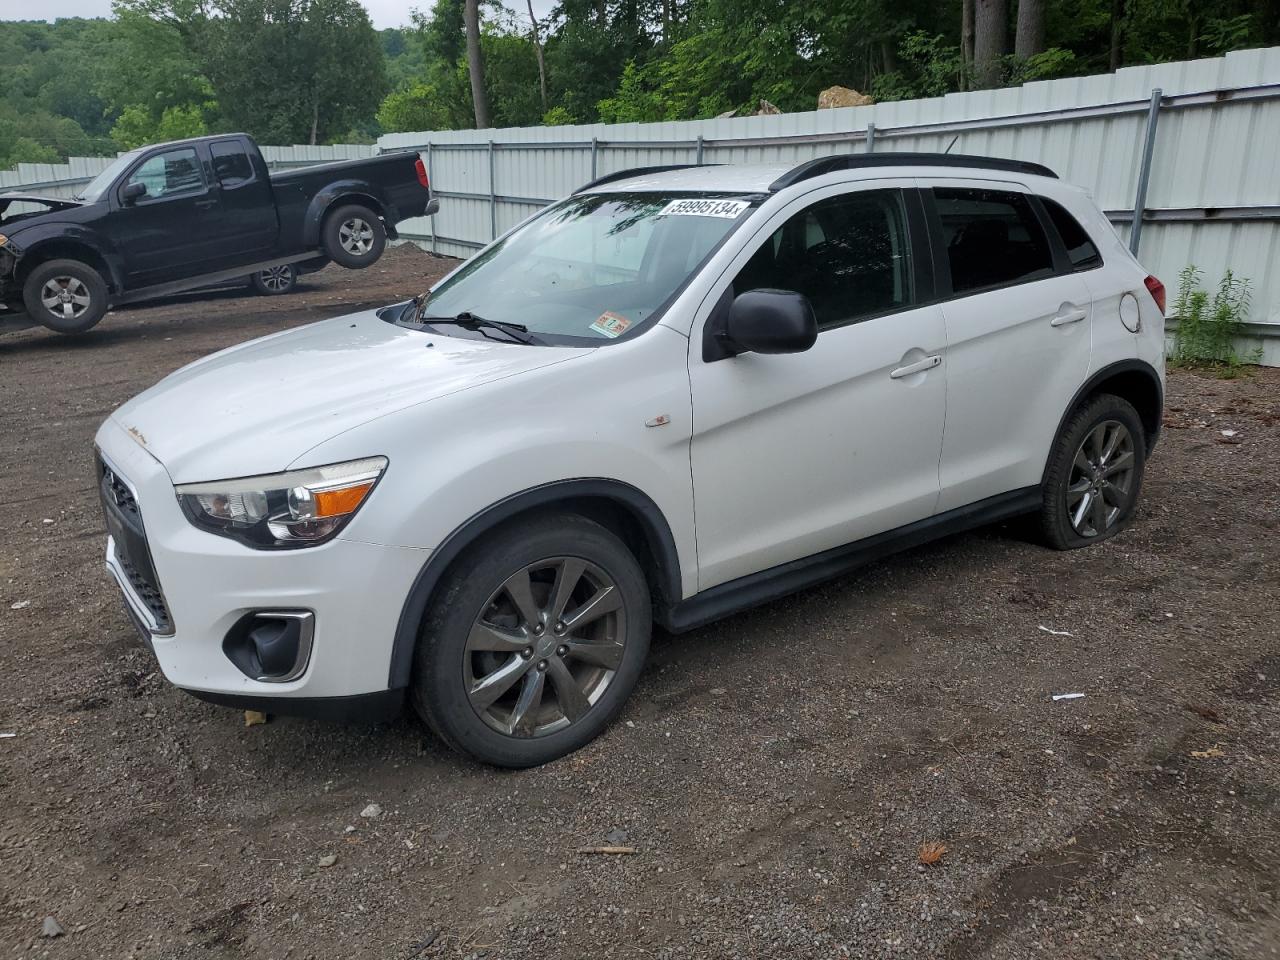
left=1, top=0, right=558, bottom=30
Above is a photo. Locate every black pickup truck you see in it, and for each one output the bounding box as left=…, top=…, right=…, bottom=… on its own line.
left=0, top=133, right=436, bottom=333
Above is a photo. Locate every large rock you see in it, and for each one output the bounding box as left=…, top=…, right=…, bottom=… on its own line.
left=818, top=86, right=875, bottom=109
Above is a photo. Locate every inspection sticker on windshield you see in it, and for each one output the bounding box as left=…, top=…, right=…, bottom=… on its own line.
left=590, top=311, right=632, bottom=338
left=658, top=198, right=750, bottom=219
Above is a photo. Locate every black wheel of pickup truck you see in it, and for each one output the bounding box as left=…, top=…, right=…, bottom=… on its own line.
left=22, top=259, right=109, bottom=334
left=322, top=204, right=386, bottom=269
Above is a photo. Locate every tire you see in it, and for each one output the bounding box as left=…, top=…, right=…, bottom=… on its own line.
left=411, top=513, right=651, bottom=768
left=1040, top=393, right=1147, bottom=550
left=250, top=264, right=297, bottom=296
left=21, top=259, right=109, bottom=334
left=320, top=203, right=386, bottom=269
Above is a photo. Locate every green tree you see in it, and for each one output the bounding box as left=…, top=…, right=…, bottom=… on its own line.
left=0, top=136, right=61, bottom=169
left=110, top=103, right=209, bottom=149
left=99, top=9, right=218, bottom=124
left=4, top=0, right=1280, bottom=165
left=116, top=0, right=388, bottom=144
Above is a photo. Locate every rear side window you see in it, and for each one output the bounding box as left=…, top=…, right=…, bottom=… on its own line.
left=733, top=188, right=914, bottom=330
left=1041, top=197, right=1103, bottom=271
left=210, top=141, right=254, bottom=187
left=932, top=188, right=1054, bottom=295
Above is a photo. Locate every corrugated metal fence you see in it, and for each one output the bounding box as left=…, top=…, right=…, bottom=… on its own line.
left=4, top=52, right=1277, bottom=351
left=380, top=46, right=1280, bottom=341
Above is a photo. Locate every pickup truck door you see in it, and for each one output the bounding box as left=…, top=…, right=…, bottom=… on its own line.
left=204, top=139, right=279, bottom=267
left=108, top=145, right=221, bottom=289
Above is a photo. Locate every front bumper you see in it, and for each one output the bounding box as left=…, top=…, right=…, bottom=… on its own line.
left=0, top=245, right=20, bottom=308
left=185, top=687, right=405, bottom=722
left=95, top=417, right=428, bottom=705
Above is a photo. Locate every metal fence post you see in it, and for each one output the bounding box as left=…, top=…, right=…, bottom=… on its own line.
left=590, top=137, right=599, bottom=179
left=488, top=140, right=497, bottom=241
left=1130, top=88, right=1163, bottom=256
left=426, top=141, right=437, bottom=256
left=696, top=135, right=705, bottom=165
left=866, top=122, right=876, bottom=153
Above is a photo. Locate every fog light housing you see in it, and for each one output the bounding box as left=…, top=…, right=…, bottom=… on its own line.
left=223, top=611, right=314, bottom=682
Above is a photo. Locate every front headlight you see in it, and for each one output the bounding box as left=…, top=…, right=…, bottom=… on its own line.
left=175, top=457, right=387, bottom=549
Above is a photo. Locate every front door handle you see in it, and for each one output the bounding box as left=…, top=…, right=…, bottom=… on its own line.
left=194, top=198, right=218, bottom=209
left=1051, top=307, right=1088, bottom=327
left=889, top=354, right=942, bottom=379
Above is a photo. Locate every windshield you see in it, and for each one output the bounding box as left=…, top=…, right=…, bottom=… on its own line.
left=405, top=192, right=758, bottom=344
left=77, top=150, right=143, bottom=202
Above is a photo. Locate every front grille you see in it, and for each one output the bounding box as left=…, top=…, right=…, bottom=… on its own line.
left=98, top=456, right=173, bottom=634
left=116, top=551, right=172, bottom=631
left=103, top=466, right=140, bottom=519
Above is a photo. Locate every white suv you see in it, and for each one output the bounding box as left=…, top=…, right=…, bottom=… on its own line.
left=94, top=153, right=1167, bottom=766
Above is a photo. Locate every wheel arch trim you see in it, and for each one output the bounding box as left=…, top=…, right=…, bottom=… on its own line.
left=385, top=478, right=682, bottom=689
left=303, top=184, right=391, bottom=247
left=12, top=230, right=122, bottom=292
left=1048, top=359, right=1164, bottom=474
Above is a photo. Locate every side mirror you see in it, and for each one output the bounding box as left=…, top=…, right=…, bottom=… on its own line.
left=121, top=181, right=147, bottom=205
left=723, top=289, right=818, bottom=356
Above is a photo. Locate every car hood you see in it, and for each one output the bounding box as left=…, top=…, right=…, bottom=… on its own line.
left=0, top=193, right=84, bottom=216
left=0, top=194, right=92, bottom=234
left=109, top=307, right=585, bottom=483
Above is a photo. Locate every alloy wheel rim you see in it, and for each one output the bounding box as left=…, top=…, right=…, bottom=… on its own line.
left=259, top=266, right=293, bottom=291
left=1066, top=419, right=1135, bottom=537
left=40, top=276, right=91, bottom=320
left=464, top=556, right=626, bottom=738
left=338, top=218, right=374, bottom=255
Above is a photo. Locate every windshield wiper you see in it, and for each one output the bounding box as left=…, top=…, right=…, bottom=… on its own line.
left=412, top=304, right=539, bottom=345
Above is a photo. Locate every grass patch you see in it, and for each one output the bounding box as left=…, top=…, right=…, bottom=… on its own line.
left=1169, top=266, right=1261, bottom=378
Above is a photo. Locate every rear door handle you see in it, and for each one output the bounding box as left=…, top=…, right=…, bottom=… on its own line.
left=1051, top=307, right=1087, bottom=327
left=889, top=354, right=942, bottom=379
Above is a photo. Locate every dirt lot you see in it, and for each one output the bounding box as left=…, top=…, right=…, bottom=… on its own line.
left=2, top=244, right=1278, bottom=959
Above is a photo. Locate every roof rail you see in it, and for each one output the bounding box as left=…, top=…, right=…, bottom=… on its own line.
left=574, top=164, right=716, bottom=194
left=768, top=152, right=1057, bottom=191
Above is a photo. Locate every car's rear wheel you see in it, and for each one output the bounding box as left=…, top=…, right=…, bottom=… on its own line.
left=321, top=203, right=386, bottom=269
left=1040, top=393, right=1146, bottom=549
left=22, top=259, right=109, bottom=334
left=250, top=264, right=297, bottom=295
left=411, top=513, right=651, bottom=768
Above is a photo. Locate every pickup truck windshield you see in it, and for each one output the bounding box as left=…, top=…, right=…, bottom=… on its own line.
left=409, top=192, right=757, bottom=344
left=77, top=150, right=143, bottom=202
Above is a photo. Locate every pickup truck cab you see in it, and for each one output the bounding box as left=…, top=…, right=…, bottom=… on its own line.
left=0, top=133, right=436, bottom=333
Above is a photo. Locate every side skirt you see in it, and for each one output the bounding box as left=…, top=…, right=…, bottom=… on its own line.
left=660, top=486, right=1041, bottom=633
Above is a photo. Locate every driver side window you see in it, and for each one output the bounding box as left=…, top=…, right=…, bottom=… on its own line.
left=733, top=188, right=915, bottom=330
left=124, top=148, right=205, bottom=202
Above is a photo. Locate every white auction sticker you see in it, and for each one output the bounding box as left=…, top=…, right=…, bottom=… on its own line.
left=658, top=198, right=750, bottom=219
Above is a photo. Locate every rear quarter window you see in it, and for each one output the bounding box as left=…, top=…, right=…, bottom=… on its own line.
left=210, top=141, right=255, bottom=188
left=1040, top=197, right=1103, bottom=271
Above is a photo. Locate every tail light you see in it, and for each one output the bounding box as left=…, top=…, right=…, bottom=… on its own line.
left=1143, top=275, right=1166, bottom=315
left=414, top=156, right=430, bottom=190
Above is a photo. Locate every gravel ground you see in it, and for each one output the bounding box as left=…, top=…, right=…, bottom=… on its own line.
left=1, top=244, right=1278, bottom=959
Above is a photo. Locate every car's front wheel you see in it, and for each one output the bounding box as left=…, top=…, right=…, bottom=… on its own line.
left=411, top=513, right=651, bottom=767
left=1040, top=393, right=1147, bottom=549
left=22, top=259, right=109, bottom=333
